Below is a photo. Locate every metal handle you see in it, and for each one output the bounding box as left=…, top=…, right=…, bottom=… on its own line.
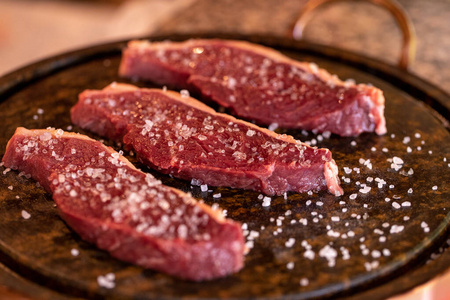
left=291, top=0, right=416, bottom=70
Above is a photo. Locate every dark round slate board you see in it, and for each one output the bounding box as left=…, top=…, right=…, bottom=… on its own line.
left=0, top=34, right=449, bottom=300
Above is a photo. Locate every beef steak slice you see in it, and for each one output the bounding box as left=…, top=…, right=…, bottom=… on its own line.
left=119, top=39, right=386, bottom=137
left=71, top=83, right=343, bottom=196
left=2, top=127, right=245, bottom=281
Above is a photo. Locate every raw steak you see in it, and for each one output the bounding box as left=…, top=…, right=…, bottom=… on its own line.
left=71, top=83, right=343, bottom=196
left=2, top=127, right=245, bottom=281
left=119, top=39, right=386, bottom=137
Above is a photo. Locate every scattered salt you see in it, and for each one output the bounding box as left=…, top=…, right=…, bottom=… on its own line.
left=246, top=129, right=256, bottom=137
left=21, top=210, right=31, bottom=219
left=371, top=250, right=381, bottom=258
left=300, top=278, right=309, bottom=286
left=343, top=167, right=352, bottom=174
left=390, top=225, right=404, bottom=234
left=285, top=238, right=295, bottom=248
left=262, top=196, right=271, bottom=207
left=180, top=89, right=190, bottom=98
left=392, top=202, right=401, bottom=209
left=97, top=273, right=115, bottom=289
left=359, top=186, right=371, bottom=194
left=268, top=123, right=278, bottom=131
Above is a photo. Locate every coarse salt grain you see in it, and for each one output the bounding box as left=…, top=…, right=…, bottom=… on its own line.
left=390, top=225, right=404, bottom=234
left=359, top=186, right=371, bottom=194
left=402, top=201, right=411, bottom=207
left=246, top=129, right=255, bottom=137
left=21, top=210, right=31, bottom=219
left=374, top=229, right=384, bottom=235
left=432, top=186, right=438, bottom=191
left=393, top=157, right=404, bottom=165
left=97, top=273, right=115, bottom=289
left=319, top=245, right=337, bottom=267
left=180, top=89, right=190, bottom=98
left=392, top=202, right=401, bottom=209
left=372, top=250, right=381, bottom=258
left=268, top=123, right=278, bottom=131
left=364, top=261, right=380, bottom=271
left=71, top=248, right=80, bottom=256
left=262, top=196, right=271, bottom=207
left=285, top=238, right=295, bottom=248
left=300, top=278, right=309, bottom=286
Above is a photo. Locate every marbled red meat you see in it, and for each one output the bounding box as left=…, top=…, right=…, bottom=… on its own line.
left=71, top=83, right=343, bottom=196
left=119, top=39, right=386, bottom=137
left=2, top=127, right=245, bottom=281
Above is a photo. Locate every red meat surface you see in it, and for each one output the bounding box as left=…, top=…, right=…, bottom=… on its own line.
left=71, top=83, right=343, bottom=196
left=2, top=127, right=245, bottom=281
left=119, top=39, right=386, bottom=137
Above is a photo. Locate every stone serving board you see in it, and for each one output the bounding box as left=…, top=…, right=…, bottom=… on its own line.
left=0, top=34, right=448, bottom=299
